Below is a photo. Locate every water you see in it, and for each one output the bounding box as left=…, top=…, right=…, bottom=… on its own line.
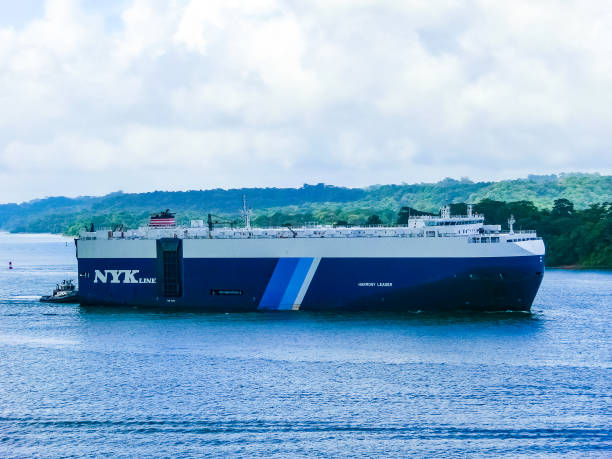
left=0, top=233, right=610, bottom=457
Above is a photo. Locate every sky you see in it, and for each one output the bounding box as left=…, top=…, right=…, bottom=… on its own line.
left=1, top=0, right=611, bottom=203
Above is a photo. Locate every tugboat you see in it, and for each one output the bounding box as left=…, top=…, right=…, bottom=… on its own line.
left=40, top=280, right=79, bottom=303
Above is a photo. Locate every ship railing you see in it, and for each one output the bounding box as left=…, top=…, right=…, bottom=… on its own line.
left=411, top=215, right=483, bottom=220
left=87, top=225, right=500, bottom=240
left=506, top=236, right=542, bottom=242
left=106, top=232, right=458, bottom=240
left=86, top=231, right=495, bottom=240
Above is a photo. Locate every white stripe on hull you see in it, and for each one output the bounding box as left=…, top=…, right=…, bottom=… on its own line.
left=78, top=239, right=157, bottom=259
left=293, top=257, right=321, bottom=310
left=181, top=237, right=544, bottom=258
left=77, top=237, right=545, bottom=259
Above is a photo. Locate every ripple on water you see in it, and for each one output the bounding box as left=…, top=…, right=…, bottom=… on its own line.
left=0, top=236, right=610, bottom=456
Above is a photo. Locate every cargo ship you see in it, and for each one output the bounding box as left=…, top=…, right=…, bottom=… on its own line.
left=75, top=202, right=545, bottom=312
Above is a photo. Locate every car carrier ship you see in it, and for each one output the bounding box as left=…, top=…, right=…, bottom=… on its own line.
left=75, top=202, right=545, bottom=312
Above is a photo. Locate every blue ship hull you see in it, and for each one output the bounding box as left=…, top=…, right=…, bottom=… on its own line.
left=77, top=256, right=544, bottom=312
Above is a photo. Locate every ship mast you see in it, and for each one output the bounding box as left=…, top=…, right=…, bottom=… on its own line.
left=508, top=214, right=516, bottom=234
left=242, top=194, right=252, bottom=230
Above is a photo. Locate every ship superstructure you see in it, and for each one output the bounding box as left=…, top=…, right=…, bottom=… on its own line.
left=75, top=205, right=545, bottom=311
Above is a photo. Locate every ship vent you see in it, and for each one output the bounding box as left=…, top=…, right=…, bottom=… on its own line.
left=157, top=238, right=183, bottom=297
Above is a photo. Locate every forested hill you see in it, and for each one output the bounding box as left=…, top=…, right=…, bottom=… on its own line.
left=0, top=173, right=609, bottom=236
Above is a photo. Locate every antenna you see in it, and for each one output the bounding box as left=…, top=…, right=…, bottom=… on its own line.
left=207, top=213, right=213, bottom=238
left=242, top=194, right=252, bottom=230
left=508, top=214, right=516, bottom=234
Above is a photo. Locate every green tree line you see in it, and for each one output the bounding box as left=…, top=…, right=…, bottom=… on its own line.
left=1, top=174, right=610, bottom=230
left=472, top=199, right=612, bottom=267
left=0, top=174, right=609, bottom=267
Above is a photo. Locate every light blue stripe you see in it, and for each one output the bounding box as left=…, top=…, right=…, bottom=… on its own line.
left=279, top=258, right=313, bottom=309
left=258, top=258, right=299, bottom=310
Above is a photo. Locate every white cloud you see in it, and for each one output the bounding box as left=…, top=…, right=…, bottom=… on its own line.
left=0, top=0, right=611, bottom=202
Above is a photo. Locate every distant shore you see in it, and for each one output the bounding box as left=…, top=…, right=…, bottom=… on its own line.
left=0, top=231, right=73, bottom=242
left=550, top=265, right=612, bottom=270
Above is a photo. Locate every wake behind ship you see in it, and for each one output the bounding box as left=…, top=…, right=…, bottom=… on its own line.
left=75, top=205, right=545, bottom=312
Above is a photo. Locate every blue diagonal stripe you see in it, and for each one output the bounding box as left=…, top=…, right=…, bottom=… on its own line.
left=258, top=258, right=299, bottom=310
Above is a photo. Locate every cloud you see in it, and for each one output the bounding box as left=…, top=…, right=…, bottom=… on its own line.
left=0, top=0, right=611, bottom=202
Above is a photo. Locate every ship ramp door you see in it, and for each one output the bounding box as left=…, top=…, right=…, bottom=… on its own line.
left=156, top=238, right=183, bottom=297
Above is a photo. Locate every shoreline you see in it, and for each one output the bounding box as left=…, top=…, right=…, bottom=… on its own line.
left=549, top=265, right=612, bottom=271
left=0, top=231, right=74, bottom=242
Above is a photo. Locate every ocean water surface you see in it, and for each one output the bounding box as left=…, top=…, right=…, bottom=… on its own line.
left=0, top=233, right=610, bottom=457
